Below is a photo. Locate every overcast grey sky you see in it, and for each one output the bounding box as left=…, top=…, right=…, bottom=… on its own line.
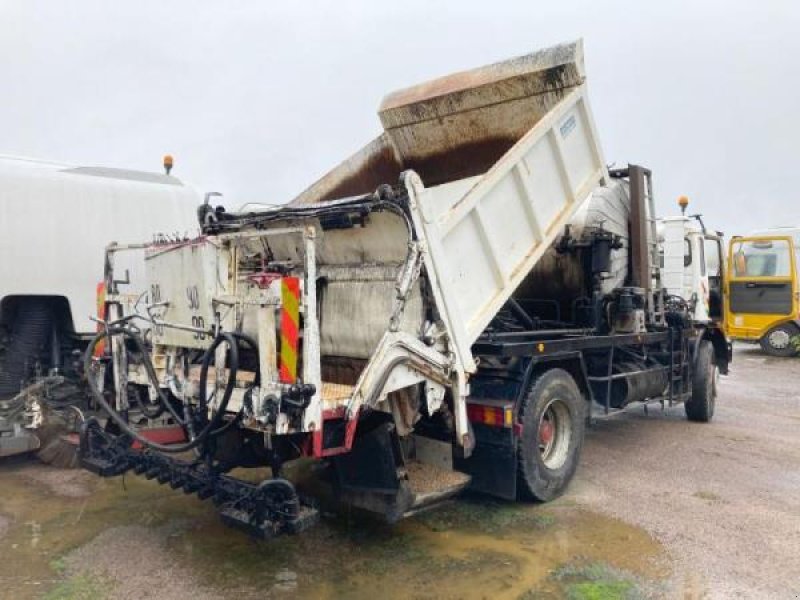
left=2, top=1, right=798, bottom=236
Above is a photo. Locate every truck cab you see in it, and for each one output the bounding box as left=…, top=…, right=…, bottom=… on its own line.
left=659, top=216, right=726, bottom=327
left=726, top=231, right=799, bottom=356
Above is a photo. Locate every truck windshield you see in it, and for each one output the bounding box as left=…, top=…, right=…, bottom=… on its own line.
left=731, top=239, right=793, bottom=278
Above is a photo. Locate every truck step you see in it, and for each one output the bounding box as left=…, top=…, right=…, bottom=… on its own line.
left=403, top=461, right=471, bottom=516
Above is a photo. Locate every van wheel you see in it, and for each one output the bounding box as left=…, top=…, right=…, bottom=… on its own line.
left=686, top=340, right=716, bottom=422
left=759, top=323, right=799, bottom=357
left=517, top=369, right=585, bottom=502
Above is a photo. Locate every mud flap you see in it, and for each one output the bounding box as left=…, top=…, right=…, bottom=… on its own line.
left=332, top=422, right=472, bottom=522
left=454, top=423, right=518, bottom=500
left=331, top=422, right=412, bottom=523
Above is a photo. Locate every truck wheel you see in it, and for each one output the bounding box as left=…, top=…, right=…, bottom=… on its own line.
left=685, top=340, right=716, bottom=422
left=0, top=299, right=54, bottom=399
left=517, top=369, right=585, bottom=502
left=759, top=323, right=799, bottom=357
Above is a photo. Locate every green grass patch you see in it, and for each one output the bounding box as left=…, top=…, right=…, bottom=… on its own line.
left=693, top=490, right=721, bottom=502
left=548, top=560, right=646, bottom=600
left=43, top=574, right=106, bottom=600
left=48, top=556, right=67, bottom=575
left=566, top=580, right=635, bottom=600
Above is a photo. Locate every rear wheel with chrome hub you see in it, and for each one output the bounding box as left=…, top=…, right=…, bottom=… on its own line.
left=517, top=368, right=586, bottom=502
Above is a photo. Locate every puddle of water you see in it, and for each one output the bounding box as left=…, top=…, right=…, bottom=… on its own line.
left=0, top=459, right=212, bottom=599
left=0, top=458, right=668, bottom=599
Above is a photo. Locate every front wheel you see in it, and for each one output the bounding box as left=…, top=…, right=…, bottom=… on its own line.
left=759, top=323, right=799, bottom=357
left=685, top=340, right=717, bottom=422
left=517, top=369, right=586, bottom=502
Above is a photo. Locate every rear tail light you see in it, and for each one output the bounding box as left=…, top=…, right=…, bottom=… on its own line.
left=467, top=403, right=513, bottom=428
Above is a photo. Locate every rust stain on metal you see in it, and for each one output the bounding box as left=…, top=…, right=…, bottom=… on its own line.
left=543, top=64, right=569, bottom=91
left=381, top=41, right=583, bottom=119
left=290, top=136, right=403, bottom=206
left=313, top=141, right=403, bottom=204
left=321, top=357, right=367, bottom=386
left=404, top=136, right=519, bottom=187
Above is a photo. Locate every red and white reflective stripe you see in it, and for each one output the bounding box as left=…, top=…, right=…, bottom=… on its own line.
left=279, top=277, right=300, bottom=383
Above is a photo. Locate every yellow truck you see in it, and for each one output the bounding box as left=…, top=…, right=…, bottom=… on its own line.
left=726, top=229, right=799, bottom=356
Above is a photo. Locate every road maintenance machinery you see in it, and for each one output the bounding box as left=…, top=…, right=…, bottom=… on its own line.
left=78, top=40, right=730, bottom=537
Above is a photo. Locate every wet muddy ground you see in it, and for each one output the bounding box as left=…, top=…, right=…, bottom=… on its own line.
left=574, top=346, right=800, bottom=598
left=0, top=459, right=668, bottom=600
left=0, top=345, right=797, bottom=599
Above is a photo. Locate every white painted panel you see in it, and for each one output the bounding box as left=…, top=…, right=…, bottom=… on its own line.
left=409, top=85, right=608, bottom=371
left=479, top=173, right=536, bottom=277
left=421, top=176, right=482, bottom=225
left=661, top=218, right=688, bottom=297
left=522, top=135, right=569, bottom=233
left=145, top=240, right=230, bottom=349
left=442, top=212, right=499, bottom=321
left=558, top=100, right=597, bottom=197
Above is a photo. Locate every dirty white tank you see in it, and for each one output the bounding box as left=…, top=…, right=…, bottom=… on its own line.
left=0, top=155, right=201, bottom=333
left=513, top=178, right=631, bottom=318
left=566, top=179, right=631, bottom=293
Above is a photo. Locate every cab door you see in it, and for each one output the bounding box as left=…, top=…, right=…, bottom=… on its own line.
left=726, top=236, right=798, bottom=343
left=703, top=233, right=725, bottom=326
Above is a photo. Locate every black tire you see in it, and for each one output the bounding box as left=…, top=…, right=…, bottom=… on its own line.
left=0, top=299, right=54, bottom=399
left=685, top=340, right=716, bottom=422
left=517, top=368, right=586, bottom=502
left=759, top=323, right=799, bottom=357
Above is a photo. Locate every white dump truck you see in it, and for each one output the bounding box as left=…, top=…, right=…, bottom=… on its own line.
left=0, top=155, right=200, bottom=458
left=78, top=40, right=730, bottom=537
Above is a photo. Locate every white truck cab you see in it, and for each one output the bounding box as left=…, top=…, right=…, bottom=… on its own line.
left=659, top=213, right=726, bottom=324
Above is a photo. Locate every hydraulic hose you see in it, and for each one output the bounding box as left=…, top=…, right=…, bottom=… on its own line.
left=83, top=327, right=239, bottom=453
left=130, top=383, right=165, bottom=420
left=99, top=327, right=186, bottom=426
left=207, top=332, right=258, bottom=437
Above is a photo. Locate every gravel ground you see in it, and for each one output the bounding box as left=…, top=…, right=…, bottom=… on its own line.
left=571, top=345, right=800, bottom=598
left=61, top=525, right=229, bottom=600
left=19, top=463, right=94, bottom=498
